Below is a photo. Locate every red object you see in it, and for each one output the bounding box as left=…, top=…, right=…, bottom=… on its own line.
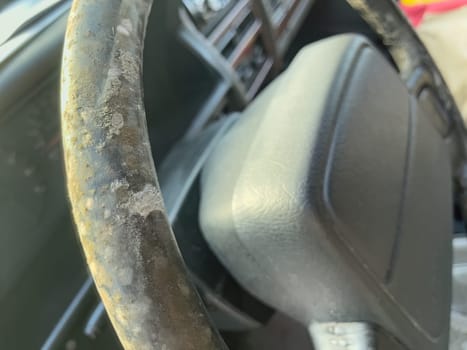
left=401, top=0, right=467, bottom=26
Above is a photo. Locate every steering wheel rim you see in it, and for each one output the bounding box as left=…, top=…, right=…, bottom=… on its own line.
left=61, top=0, right=225, bottom=349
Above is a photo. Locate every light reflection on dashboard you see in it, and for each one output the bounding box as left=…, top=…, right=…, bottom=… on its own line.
left=182, top=0, right=235, bottom=32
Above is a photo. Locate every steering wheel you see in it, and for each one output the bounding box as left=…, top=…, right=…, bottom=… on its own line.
left=61, top=0, right=225, bottom=348
left=61, top=0, right=467, bottom=349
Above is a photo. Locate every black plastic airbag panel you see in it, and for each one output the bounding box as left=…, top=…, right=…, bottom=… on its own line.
left=387, top=98, right=452, bottom=337
left=325, top=45, right=410, bottom=281
left=200, top=35, right=451, bottom=350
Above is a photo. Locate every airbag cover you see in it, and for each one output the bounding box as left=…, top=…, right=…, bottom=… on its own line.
left=200, top=35, right=451, bottom=350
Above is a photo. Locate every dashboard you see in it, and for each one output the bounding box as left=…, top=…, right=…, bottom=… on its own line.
left=183, top=0, right=313, bottom=98
left=143, top=0, right=314, bottom=166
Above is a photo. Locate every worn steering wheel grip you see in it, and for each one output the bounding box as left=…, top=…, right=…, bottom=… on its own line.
left=60, top=0, right=226, bottom=349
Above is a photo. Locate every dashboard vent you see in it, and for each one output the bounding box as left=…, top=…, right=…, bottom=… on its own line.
left=217, top=11, right=256, bottom=59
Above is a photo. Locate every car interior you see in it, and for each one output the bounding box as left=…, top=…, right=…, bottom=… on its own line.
left=1, top=0, right=466, bottom=349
